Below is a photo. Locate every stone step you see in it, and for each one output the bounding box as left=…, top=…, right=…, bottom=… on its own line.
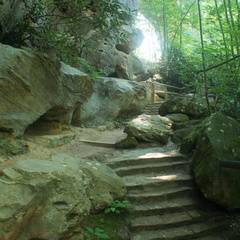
left=195, top=233, right=227, bottom=240
left=106, top=156, right=185, bottom=169
left=144, top=107, right=160, bottom=112
left=132, top=197, right=199, bottom=217
left=114, top=160, right=189, bottom=177
left=131, top=222, right=228, bottom=240
left=143, top=103, right=162, bottom=115
left=127, top=186, right=197, bottom=204
left=130, top=210, right=203, bottom=231
left=125, top=174, right=195, bottom=193
left=143, top=112, right=159, bottom=115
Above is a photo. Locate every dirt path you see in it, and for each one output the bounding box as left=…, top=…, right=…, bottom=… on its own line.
left=0, top=126, right=128, bottom=169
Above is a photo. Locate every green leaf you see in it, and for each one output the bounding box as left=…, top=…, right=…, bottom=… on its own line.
left=104, top=208, right=111, bottom=213
left=95, top=233, right=110, bottom=239
left=95, top=228, right=104, bottom=233
left=86, top=227, right=95, bottom=233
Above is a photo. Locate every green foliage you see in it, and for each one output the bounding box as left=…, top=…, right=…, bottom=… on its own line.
left=140, top=0, right=240, bottom=119
left=84, top=199, right=131, bottom=240
left=104, top=200, right=131, bottom=214
left=86, top=227, right=110, bottom=239
left=0, top=139, right=13, bottom=150
left=1, top=0, right=130, bottom=64
left=78, top=59, right=104, bottom=82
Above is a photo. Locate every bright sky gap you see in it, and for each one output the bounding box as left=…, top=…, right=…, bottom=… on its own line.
left=135, top=13, right=162, bottom=62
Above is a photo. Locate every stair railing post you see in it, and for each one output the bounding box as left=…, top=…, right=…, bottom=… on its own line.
left=164, top=86, right=168, bottom=100
left=151, top=82, right=155, bottom=103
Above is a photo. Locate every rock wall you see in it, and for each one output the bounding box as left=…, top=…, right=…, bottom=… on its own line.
left=80, top=0, right=144, bottom=80
left=0, top=44, right=93, bottom=137
left=0, top=0, right=144, bottom=80
left=77, top=77, right=147, bottom=127
left=0, top=43, right=147, bottom=137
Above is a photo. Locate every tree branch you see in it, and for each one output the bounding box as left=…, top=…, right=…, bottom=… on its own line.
left=197, top=54, right=240, bottom=73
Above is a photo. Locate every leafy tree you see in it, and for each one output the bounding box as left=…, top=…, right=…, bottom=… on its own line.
left=140, top=0, right=240, bottom=118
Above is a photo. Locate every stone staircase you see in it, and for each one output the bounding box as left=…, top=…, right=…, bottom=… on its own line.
left=143, top=102, right=163, bottom=115
left=105, top=152, right=229, bottom=240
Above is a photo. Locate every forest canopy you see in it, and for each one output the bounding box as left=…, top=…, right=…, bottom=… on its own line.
left=140, top=0, right=240, bottom=118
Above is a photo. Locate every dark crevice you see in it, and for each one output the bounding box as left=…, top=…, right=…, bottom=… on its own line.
left=67, top=213, right=79, bottom=221
left=108, top=72, right=119, bottom=78
left=116, top=44, right=130, bottom=54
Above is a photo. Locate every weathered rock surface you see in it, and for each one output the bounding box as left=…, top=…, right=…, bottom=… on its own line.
left=0, top=153, right=126, bottom=240
left=0, top=44, right=93, bottom=137
left=0, top=0, right=25, bottom=44
left=124, top=114, right=172, bottom=144
left=77, top=77, right=147, bottom=127
left=0, top=0, right=144, bottom=80
left=191, top=112, right=240, bottom=211
left=180, top=120, right=207, bottom=154
left=80, top=0, right=143, bottom=80
left=159, top=95, right=208, bottom=118
left=165, top=113, right=189, bottom=123
left=170, top=119, right=204, bottom=146
left=115, top=136, right=138, bottom=148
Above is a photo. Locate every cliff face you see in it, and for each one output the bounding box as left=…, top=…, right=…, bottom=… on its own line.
left=0, top=44, right=93, bottom=137
left=80, top=0, right=144, bottom=80
left=0, top=0, right=147, bottom=137
left=0, top=0, right=144, bottom=80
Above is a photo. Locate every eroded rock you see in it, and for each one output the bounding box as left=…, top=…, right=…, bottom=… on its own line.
left=77, top=77, right=147, bottom=127
left=0, top=44, right=93, bottom=137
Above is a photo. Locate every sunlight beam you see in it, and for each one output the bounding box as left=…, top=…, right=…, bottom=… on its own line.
left=135, top=13, right=162, bottom=62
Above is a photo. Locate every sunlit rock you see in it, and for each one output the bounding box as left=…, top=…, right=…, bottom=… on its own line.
left=124, top=114, right=172, bottom=144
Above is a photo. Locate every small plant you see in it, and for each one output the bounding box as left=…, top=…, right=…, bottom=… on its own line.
left=86, top=227, right=110, bottom=239
left=104, top=200, right=131, bottom=214
left=79, top=59, right=104, bottom=82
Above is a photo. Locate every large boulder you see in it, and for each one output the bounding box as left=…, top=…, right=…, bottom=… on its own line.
left=0, top=153, right=126, bottom=240
left=0, top=44, right=93, bottom=137
left=124, top=114, right=172, bottom=144
left=191, top=112, right=240, bottom=211
left=159, top=95, right=208, bottom=118
left=77, top=77, right=147, bottom=127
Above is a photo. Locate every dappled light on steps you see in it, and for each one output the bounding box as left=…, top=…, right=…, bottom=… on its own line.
left=147, top=174, right=178, bottom=181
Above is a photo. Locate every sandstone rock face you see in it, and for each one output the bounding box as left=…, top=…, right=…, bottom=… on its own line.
left=191, top=112, right=240, bottom=211
left=124, top=114, right=172, bottom=144
left=77, top=77, right=147, bottom=127
left=79, top=0, right=144, bottom=80
left=159, top=95, right=208, bottom=118
left=81, top=27, right=144, bottom=80
left=0, top=44, right=93, bottom=137
left=0, top=153, right=126, bottom=240
left=0, top=0, right=25, bottom=44
left=0, top=0, right=144, bottom=80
